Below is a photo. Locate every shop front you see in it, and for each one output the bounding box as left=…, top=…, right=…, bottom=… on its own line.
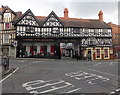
left=83, top=47, right=113, bottom=60
left=16, top=39, right=61, bottom=59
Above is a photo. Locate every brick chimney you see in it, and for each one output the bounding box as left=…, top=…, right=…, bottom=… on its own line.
left=98, top=10, right=103, bottom=21
left=64, top=8, right=68, bottom=19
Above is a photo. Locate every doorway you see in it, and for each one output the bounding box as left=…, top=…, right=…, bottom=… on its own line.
left=87, top=48, right=93, bottom=60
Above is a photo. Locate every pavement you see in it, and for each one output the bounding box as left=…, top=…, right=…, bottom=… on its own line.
left=1, top=57, right=119, bottom=95
left=2, top=68, right=17, bottom=77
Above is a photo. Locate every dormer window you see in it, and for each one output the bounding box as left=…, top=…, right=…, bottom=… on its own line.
left=4, top=13, right=10, bottom=18
left=4, top=13, right=11, bottom=22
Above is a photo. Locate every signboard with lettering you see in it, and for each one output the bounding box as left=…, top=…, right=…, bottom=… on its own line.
left=23, top=39, right=55, bottom=42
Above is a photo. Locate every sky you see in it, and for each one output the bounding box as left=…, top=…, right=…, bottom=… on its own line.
left=0, top=0, right=119, bottom=24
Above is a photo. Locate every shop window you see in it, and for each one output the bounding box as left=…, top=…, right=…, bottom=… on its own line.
left=40, top=46, right=47, bottom=56
left=96, top=49, right=100, bottom=58
left=20, top=46, right=26, bottom=57
left=50, top=45, right=55, bottom=55
left=104, top=49, right=109, bottom=58
left=30, top=46, right=37, bottom=56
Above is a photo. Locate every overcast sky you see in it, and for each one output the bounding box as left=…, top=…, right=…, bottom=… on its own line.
left=0, top=0, right=119, bottom=24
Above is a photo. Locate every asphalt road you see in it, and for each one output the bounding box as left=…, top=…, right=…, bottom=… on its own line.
left=1, top=57, right=119, bottom=94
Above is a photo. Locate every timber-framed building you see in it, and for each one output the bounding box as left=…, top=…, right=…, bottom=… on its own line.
left=0, top=6, right=21, bottom=57
left=0, top=6, right=113, bottom=60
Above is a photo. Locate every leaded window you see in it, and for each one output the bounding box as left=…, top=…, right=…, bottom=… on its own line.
left=84, top=28, right=89, bottom=35
left=103, top=29, right=108, bottom=36
left=95, top=29, right=99, bottom=36
left=73, top=28, right=80, bottom=34
left=5, top=23, right=10, bottom=29
left=26, top=27, right=35, bottom=34
left=52, top=28, right=59, bottom=34
left=3, top=34, right=10, bottom=44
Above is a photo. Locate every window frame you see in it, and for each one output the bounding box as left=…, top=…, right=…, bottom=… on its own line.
left=3, top=34, right=10, bottom=44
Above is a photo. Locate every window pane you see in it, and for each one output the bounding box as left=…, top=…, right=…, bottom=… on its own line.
left=5, top=23, right=10, bottom=29
left=96, top=49, right=100, bottom=58
left=104, top=49, right=108, bottom=58
left=3, top=34, right=9, bottom=43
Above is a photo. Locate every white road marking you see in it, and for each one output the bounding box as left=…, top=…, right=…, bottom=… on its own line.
left=109, top=88, right=120, bottom=94
left=0, top=68, right=19, bottom=83
left=33, top=61, right=44, bottom=64
left=109, top=62, right=118, bottom=66
left=116, top=88, right=120, bottom=92
left=26, top=80, right=65, bottom=91
left=93, top=62, right=102, bottom=66
left=22, top=80, right=45, bottom=87
left=88, top=69, right=119, bottom=78
left=66, top=71, right=109, bottom=84
left=39, top=82, right=72, bottom=94
left=30, top=90, right=38, bottom=94
left=109, top=62, right=113, bottom=66
left=66, top=88, right=81, bottom=93
left=110, top=91, right=116, bottom=94
left=22, top=79, right=76, bottom=94
left=18, top=60, right=27, bottom=63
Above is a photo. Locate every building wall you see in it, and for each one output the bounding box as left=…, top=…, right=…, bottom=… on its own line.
left=0, top=6, right=17, bottom=58
left=108, top=22, right=120, bottom=59
left=108, top=22, right=120, bottom=45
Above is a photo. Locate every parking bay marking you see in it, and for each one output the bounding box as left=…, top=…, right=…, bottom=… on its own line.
left=22, top=79, right=81, bottom=94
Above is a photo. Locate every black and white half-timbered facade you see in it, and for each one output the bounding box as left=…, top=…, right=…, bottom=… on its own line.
left=13, top=8, right=113, bottom=60
left=0, top=6, right=21, bottom=57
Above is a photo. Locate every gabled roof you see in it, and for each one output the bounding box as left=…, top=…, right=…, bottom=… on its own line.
left=12, top=12, right=22, bottom=22
left=13, top=9, right=111, bottom=29
left=41, top=11, right=64, bottom=27
left=13, top=9, right=40, bottom=26
left=1, top=5, right=16, bottom=15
